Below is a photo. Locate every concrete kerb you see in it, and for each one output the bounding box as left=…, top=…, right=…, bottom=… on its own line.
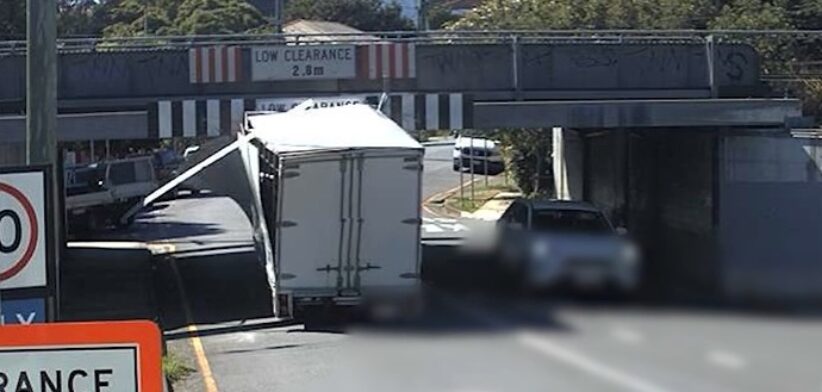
left=422, top=178, right=483, bottom=218
left=461, top=192, right=520, bottom=221
left=421, top=140, right=456, bottom=147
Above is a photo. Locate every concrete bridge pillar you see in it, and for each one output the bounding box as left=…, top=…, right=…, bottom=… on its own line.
left=552, top=127, right=584, bottom=201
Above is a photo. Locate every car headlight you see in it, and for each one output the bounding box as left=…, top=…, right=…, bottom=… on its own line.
left=531, top=240, right=551, bottom=258
left=620, top=244, right=639, bottom=266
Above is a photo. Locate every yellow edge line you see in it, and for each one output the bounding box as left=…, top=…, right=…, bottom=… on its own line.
left=170, top=254, right=219, bottom=392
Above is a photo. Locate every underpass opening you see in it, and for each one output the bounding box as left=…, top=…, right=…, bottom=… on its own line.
left=575, top=128, right=720, bottom=299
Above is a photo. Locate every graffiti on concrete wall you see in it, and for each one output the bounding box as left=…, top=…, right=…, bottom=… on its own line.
left=569, top=47, right=619, bottom=68
left=417, top=45, right=512, bottom=89
left=521, top=44, right=758, bottom=89
left=419, top=46, right=505, bottom=74
left=62, top=51, right=189, bottom=96
left=626, top=46, right=687, bottom=74
left=720, top=49, right=751, bottom=82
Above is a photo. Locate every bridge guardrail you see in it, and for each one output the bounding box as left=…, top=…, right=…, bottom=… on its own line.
left=2, top=29, right=822, bottom=116
left=0, top=29, right=716, bottom=54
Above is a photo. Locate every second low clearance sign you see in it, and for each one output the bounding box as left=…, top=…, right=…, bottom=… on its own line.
left=0, top=321, right=162, bottom=392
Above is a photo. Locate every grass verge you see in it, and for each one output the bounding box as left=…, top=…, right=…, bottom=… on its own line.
left=444, top=175, right=520, bottom=213
left=163, top=353, right=196, bottom=385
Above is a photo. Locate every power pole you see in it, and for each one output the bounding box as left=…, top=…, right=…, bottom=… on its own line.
left=27, top=0, right=57, bottom=165
left=27, top=0, right=60, bottom=321
left=418, top=0, right=428, bottom=30
left=273, top=0, right=285, bottom=33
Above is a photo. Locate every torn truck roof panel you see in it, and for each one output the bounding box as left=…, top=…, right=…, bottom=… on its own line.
left=248, top=104, right=423, bottom=153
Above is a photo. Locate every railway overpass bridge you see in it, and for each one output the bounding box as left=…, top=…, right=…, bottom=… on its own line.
left=0, top=31, right=816, bottom=304
left=0, top=31, right=793, bottom=143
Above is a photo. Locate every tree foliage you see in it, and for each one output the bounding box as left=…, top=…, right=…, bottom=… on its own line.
left=709, top=0, right=793, bottom=30
left=447, top=0, right=716, bottom=30
left=0, top=0, right=26, bottom=39
left=285, top=0, right=414, bottom=31
left=101, top=0, right=267, bottom=37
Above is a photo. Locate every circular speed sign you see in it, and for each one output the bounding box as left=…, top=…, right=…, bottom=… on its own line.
left=0, top=181, right=39, bottom=281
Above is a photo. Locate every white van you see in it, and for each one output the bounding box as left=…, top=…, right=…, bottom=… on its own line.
left=453, top=135, right=504, bottom=174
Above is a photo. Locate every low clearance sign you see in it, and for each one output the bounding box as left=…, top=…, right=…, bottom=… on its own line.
left=0, top=321, right=162, bottom=392
left=251, top=45, right=356, bottom=81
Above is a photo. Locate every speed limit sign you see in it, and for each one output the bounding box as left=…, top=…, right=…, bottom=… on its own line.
left=0, top=170, right=46, bottom=290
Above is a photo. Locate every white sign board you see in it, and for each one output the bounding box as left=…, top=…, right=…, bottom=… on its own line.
left=256, top=95, right=371, bottom=112
left=252, top=45, right=357, bottom=81
left=0, top=347, right=138, bottom=392
left=0, top=171, right=46, bottom=290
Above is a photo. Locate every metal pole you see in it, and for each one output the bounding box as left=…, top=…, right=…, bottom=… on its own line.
left=273, top=0, right=285, bottom=33
left=27, top=0, right=59, bottom=321
left=706, top=34, right=717, bottom=98
left=470, top=134, right=475, bottom=203
left=511, top=35, right=521, bottom=100
left=459, top=153, right=464, bottom=205
left=484, top=138, right=489, bottom=187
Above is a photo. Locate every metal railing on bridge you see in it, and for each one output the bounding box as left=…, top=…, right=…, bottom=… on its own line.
left=0, top=29, right=730, bottom=54
left=2, top=29, right=822, bottom=109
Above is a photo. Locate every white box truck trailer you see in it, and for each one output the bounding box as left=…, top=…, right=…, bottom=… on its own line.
left=137, top=103, right=424, bottom=318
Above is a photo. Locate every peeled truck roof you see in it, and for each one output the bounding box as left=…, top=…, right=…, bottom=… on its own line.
left=247, top=104, right=423, bottom=153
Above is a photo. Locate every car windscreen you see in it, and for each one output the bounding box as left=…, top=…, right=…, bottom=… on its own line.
left=531, top=209, right=612, bottom=234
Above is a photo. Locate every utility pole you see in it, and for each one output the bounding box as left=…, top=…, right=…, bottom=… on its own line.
left=27, top=0, right=57, bottom=165
left=273, top=0, right=285, bottom=33
left=418, top=0, right=428, bottom=30
left=27, top=0, right=60, bottom=321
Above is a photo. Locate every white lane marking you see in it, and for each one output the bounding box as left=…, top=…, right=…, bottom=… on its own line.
left=439, top=223, right=469, bottom=232
left=422, top=217, right=469, bottom=233
left=422, top=224, right=444, bottom=233
left=519, top=333, right=672, bottom=392
left=439, top=294, right=673, bottom=392
left=611, top=326, right=645, bottom=345
left=423, top=217, right=457, bottom=224
left=706, top=350, right=747, bottom=370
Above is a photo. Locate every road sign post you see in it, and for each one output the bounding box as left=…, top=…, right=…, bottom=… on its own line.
left=0, top=321, right=163, bottom=392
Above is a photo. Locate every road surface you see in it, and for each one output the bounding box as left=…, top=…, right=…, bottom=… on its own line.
left=422, top=141, right=460, bottom=200
left=117, top=143, right=822, bottom=392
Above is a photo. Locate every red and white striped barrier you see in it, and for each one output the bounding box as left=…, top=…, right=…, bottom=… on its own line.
left=356, top=43, right=416, bottom=80
left=189, top=46, right=243, bottom=84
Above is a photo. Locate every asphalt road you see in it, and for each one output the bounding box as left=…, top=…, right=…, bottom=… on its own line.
left=159, top=239, right=822, bottom=392
left=118, top=144, right=822, bottom=392
left=422, top=142, right=460, bottom=200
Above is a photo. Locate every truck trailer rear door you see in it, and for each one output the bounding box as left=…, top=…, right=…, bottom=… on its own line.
left=352, top=151, right=422, bottom=291
left=276, top=155, right=348, bottom=294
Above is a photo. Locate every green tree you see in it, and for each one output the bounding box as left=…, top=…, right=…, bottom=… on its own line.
left=425, top=1, right=460, bottom=30
left=174, top=0, right=268, bottom=35
left=285, top=0, right=414, bottom=31
left=101, top=0, right=267, bottom=37
left=709, top=0, right=795, bottom=74
left=101, top=0, right=176, bottom=37
left=447, top=0, right=716, bottom=30
left=496, top=129, right=554, bottom=197
left=0, top=0, right=27, bottom=39
left=709, top=0, right=793, bottom=30
left=58, top=0, right=103, bottom=36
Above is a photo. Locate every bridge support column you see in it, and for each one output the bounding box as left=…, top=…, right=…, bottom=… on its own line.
left=552, top=127, right=584, bottom=201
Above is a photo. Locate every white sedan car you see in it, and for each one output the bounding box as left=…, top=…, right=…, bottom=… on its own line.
left=496, top=199, right=640, bottom=292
